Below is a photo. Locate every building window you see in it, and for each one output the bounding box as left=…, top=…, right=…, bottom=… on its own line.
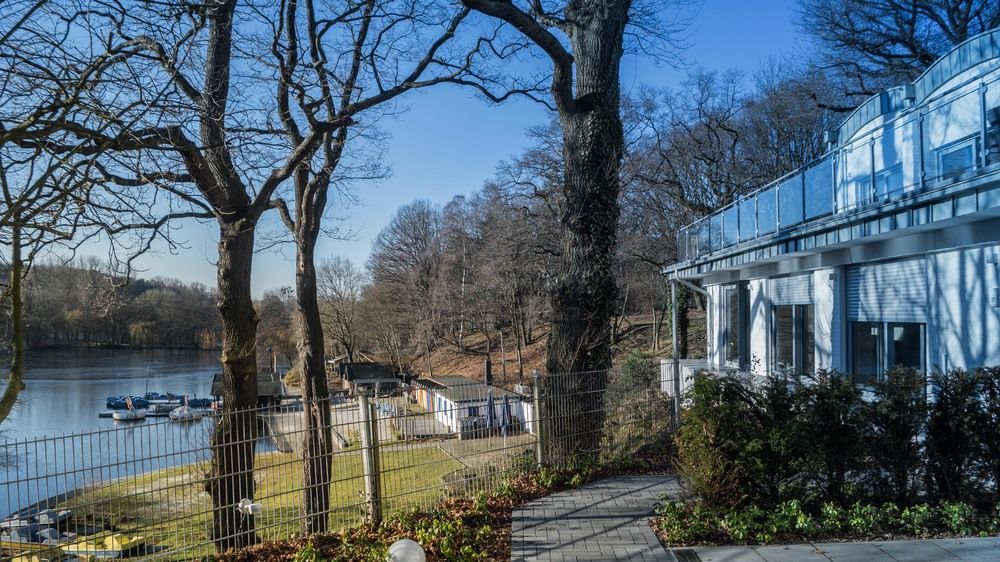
left=875, top=165, right=904, bottom=201
left=850, top=321, right=924, bottom=384
left=773, top=304, right=815, bottom=376
left=937, top=137, right=978, bottom=180
left=724, top=283, right=750, bottom=368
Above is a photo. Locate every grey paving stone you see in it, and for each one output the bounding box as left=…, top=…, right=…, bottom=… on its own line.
left=813, top=542, right=896, bottom=562
left=874, top=540, right=959, bottom=561
left=690, top=546, right=768, bottom=562
left=510, top=475, right=679, bottom=561
left=750, top=544, right=831, bottom=561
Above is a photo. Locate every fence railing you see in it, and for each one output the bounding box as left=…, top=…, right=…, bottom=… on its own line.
left=0, top=370, right=673, bottom=560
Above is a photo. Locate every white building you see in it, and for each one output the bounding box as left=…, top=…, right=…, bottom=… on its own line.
left=665, top=29, right=1000, bottom=390
left=411, top=375, right=527, bottom=434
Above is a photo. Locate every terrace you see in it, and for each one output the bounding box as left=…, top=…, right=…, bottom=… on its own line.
left=672, top=29, right=1000, bottom=282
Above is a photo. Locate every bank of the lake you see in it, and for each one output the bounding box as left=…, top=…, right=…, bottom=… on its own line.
left=0, top=349, right=226, bottom=515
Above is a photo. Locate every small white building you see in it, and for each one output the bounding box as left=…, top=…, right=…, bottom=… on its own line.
left=411, top=375, right=527, bottom=434
left=666, top=29, right=1000, bottom=389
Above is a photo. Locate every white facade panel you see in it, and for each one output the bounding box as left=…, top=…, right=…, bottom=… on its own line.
left=846, top=258, right=928, bottom=323
left=748, top=279, right=768, bottom=375
left=813, top=269, right=838, bottom=370
left=928, top=247, right=1000, bottom=371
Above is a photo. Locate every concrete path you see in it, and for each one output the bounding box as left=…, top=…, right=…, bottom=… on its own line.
left=511, top=474, right=680, bottom=561
left=685, top=537, right=1000, bottom=561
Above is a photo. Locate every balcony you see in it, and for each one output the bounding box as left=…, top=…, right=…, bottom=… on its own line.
left=674, top=29, right=1000, bottom=271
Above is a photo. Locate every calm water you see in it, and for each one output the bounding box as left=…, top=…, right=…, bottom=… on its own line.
left=0, top=349, right=275, bottom=516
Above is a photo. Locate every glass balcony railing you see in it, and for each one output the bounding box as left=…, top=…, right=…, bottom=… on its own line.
left=676, top=70, right=1000, bottom=263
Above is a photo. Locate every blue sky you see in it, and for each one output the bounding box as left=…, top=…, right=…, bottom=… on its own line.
left=119, top=0, right=804, bottom=295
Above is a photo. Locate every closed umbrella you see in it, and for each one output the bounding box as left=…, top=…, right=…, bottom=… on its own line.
left=484, top=389, right=495, bottom=432
left=500, top=394, right=513, bottom=437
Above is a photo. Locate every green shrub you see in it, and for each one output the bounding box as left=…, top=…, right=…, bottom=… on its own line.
left=977, top=367, right=1000, bottom=501
left=928, top=370, right=983, bottom=503
left=674, top=374, right=763, bottom=508
left=819, top=502, right=845, bottom=534
left=900, top=503, right=935, bottom=536
left=937, top=502, right=977, bottom=535
left=796, top=371, right=866, bottom=504
left=868, top=367, right=927, bottom=505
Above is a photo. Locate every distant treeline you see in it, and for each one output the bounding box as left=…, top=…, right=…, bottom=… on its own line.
left=8, top=260, right=221, bottom=350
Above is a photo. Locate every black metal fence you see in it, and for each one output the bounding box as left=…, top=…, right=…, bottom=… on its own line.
left=0, top=370, right=672, bottom=560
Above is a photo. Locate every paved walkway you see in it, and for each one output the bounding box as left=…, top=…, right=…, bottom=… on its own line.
left=686, top=537, right=1000, bottom=562
left=511, top=474, right=680, bottom=561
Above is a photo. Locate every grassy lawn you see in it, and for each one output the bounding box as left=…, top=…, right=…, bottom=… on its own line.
left=61, top=446, right=462, bottom=559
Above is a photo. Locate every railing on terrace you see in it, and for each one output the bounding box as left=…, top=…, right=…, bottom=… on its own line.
left=677, top=65, right=1000, bottom=263
left=0, top=370, right=674, bottom=560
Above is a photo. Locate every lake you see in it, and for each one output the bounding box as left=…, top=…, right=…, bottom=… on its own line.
left=0, top=348, right=278, bottom=516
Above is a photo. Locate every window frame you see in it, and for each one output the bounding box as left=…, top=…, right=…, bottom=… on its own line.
left=848, top=320, right=926, bottom=383
left=771, top=303, right=815, bottom=377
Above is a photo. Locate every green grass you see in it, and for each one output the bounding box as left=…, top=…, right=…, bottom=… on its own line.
left=61, top=446, right=462, bottom=559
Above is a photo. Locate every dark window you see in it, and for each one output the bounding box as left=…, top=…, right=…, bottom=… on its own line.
left=773, top=304, right=815, bottom=376
left=725, top=283, right=750, bottom=368
left=888, top=323, right=924, bottom=370
left=851, top=322, right=882, bottom=384
left=851, top=321, right=924, bottom=383
left=939, top=139, right=976, bottom=179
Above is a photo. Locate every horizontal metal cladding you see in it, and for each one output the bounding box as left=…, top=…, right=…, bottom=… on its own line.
left=846, top=258, right=928, bottom=323
left=770, top=274, right=815, bottom=305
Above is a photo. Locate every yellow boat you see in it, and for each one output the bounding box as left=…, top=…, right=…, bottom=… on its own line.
left=61, top=532, right=146, bottom=558
left=0, top=541, right=64, bottom=562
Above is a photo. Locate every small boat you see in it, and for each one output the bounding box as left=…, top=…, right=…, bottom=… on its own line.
left=112, top=398, right=146, bottom=422
left=62, top=532, right=146, bottom=558
left=169, top=397, right=204, bottom=422
left=105, top=395, right=149, bottom=410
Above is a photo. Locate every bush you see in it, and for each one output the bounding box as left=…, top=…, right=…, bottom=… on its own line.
left=674, top=373, right=763, bottom=508
left=927, top=369, right=983, bottom=503
left=795, top=370, right=866, bottom=504
left=976, top=367, right=1000, bottom=501
left=867, top=367, right=927, bottom=505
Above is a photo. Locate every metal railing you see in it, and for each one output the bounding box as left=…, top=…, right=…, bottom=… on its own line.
left=677, top=67, right=1000, bottom=263
left=0, top=369, right=673, bottom=560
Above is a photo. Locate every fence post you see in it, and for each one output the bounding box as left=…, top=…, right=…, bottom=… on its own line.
left=358, top=387, right=382, bottom=524
left=532, top=368, right=545, bottom=468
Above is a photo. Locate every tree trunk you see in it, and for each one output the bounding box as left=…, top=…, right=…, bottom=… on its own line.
left=544, top=0, right=628, bottom=464
left=206, top=220, right=260, bottom=552
left=0, top=222, right=26, bottom=423
left=677, top=286, right=689, bottom=358
left=296, top=220, right=333, bottom=534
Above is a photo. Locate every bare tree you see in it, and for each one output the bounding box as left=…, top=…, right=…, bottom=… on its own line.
left=317, top=258, right=366, bottom=365
left=798, top=0, right=1000, bottom=101
left=457, top=0, right=682, bottom=458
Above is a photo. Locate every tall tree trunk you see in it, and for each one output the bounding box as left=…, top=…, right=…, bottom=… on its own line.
left=296, top=219, right=333, bottom=534
left=544, top=0, right=628, bottom=464
left=206, top=220, right=260, bottom=552
left=0, top=222, right=26, bottom=423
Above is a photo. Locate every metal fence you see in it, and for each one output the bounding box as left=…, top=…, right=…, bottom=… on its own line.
left=0, top=370, right=673, bottom=560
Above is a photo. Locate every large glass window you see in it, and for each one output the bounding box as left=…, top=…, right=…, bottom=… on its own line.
left=773, top=304, right=815, bottom=376
left=888, top=323, right=924, bottom=370
left=724, top=284, right=750, bottom=368
left=851, top=322, right=882, bottom=384
left=938, top=138, right=978, bottom=180
left=851, top=321, right=924, bottom=383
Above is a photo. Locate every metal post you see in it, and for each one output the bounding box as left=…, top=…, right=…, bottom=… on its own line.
left=358, top=387, right=381, bottom=524
left=671, top=279, right=681, bottom=427
left=532, top=368, right=545, bottom=468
